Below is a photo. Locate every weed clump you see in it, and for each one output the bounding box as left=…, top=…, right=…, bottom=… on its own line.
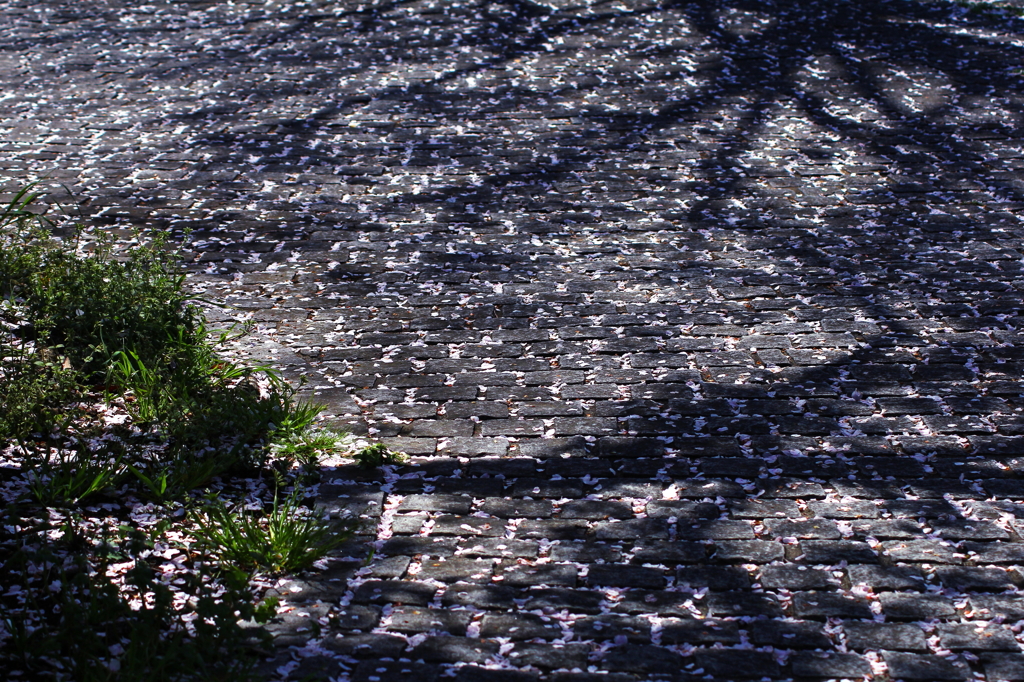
left=354, top=442, right=406, bottom=469
left=0, top=184, right=364, bottom=680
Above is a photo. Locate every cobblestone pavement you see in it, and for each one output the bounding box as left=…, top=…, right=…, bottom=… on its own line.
left=5, top=0, right=1024, bottom=679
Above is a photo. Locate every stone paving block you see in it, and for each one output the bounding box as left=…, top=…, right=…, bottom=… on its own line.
left=846, top=564, right=926, bottom=591
left=759, top=565, right=838, bottom=590
left=559, top=500, right=633, bottom=520
left=882, top=651, right=971, bottom=681
left=573, top=615, right=651, bottom=642
left=937, top=623, right=1019, bottom=651
left=706, top=591, right=784, bottom=618
left=792, top=591, right=873, bottom=619
left=507, top=643, right=592, bottom=670
left=601, top=644, right=687, bottom=676
left=417, top=558, right=494, bottom=583
left=480, top=613, right=561, bottom=640
left=695, top=650, right=782, bottom=679
left=843, top=622, right=929, bottom=652
left=351, top=580, right=436, bottom=606
left=587, top=565, right=667, bottom=589
left=968, top=595, right=1024, bottom=621
left=398, top=494, right=472, bottom=514
left=388, top=607, right=471, bottom=635
left=661, top=618, right=741, bottom=645
left=594, top=519, right=669, bottom=540
left=498, top=563, right=579, bottom=588
left=879, top=592, right=958, bottom=620
left=431, top=515, right=506, bottom=537
left=935, top=566, right=1019, bottom=592
left=479, top=498, right=553, bottom=518
left=524, top=588, right=604, bottom=614
left=882, top=539, right=965, bottom=564
left=441, top=582, right=517, bottom=610
left=790, top=652, right=872, bottom=679
left=765, top=518, right=842, bottom=540
left=712, top=539, right=786, bottom=563
left=322, top=632, right=408, bottom=658
left=351, top=661, right=439, bottom=682
left=748, top=619, right=831, bottom=649
left=411, top=636, right=500, bottom=664
left=983, top=653, right=1024, bottom=682
left=798, top=540, right=879, bottom=564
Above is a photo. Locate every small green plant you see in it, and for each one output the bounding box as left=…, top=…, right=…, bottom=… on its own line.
left=271, top=427, right=347, bottom=477
left=353, top=442, right=406, bottom=469
left=25, top=443, right=127, bottom=505
left=190, top=487, right=353, bottom=576
left=0, top=513, right=273, bottom=682
left=0, top=181, right=352, bottom=680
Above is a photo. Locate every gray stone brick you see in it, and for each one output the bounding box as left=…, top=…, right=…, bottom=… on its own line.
left=398, top=494, right=472, bottom=514
left=748, top=620, right=831, bottom=649
left=417, top=558, right=494, bottom=583
left=323, top=633, right=408, bottom=658
left=453, top=668, right=539, bottom=682
left=594, top=519, right=669, bottom=540
left=351, top=580, right=437, bottom=606
left=968, top=595, right=1024, bottom=621
left=676, top=566, right=751, bottom=591
left=431, top=515, right=506, bottom=537
left=507, top=643, right=592, bottom=670
left=937, top=623, right=1019, bottom=651
left=763, top=518, right=842, bottom=539
left=544, top=535, right=621, bottom=566
left=882, top=539, right=965, bottom=564
left=498, top=563, right=578, bottom=588
left=646, top=500, right=720, bottom=520
left=707, top=591, right=784, bottom=617
left=882, top=652, right=970, bottom=681
left=441, top=582, right=516, bottom=609
left=935, top=566, right=1019, bottom=592
left=631, top=541, right=705, bottom=565
left=760, top=565, right=837, bottom=590
left=331, top=606, right=382, bottom=632
left=479, top=498, right=554, bottom=518
left=790, top=652, right=872, bottom=679
left=411, top=636, right=500, bottom=664
left=601, top=645, right=686, bottom=675
left=437, top=436, right=509, bottom=456
left=846, top=564, right=926, bottom=591
left=660, top=617, right=741, bottom=644
left=516, top=436, right=589, bottom=458
left=351, top=661, right=439, bottom=682
left=694, top=650, right=781, bottom=679
left=459, top=538, right=538, bottom=559
left=843, top=622, right=928, bottom=651
left=712, top=540, right=786, bottom=563
left=573, top=615, right=651, bottom=642
left=559, top=500, right=633, bottom=520
left=524, top=588, right=604, bottom=614
left=983, top=653, right=1024, bottom=682
left=388, top=607, right=471, bottom=635
left=676, top=520, right=754, bottom=540
left=587, top=565, right=666, bottom=589
left=480, top=613, right=561, bottom=640
left=792, top=591, right=872, bottom=619
left=799, top=540, right=878, bottom=564
left=879, top=592, right=958, bottom=620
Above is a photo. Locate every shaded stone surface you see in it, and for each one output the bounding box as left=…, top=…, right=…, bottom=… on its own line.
left=5, top=0, right=1024, bottom=679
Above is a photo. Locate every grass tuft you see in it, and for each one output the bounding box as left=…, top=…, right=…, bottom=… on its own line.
left=190, top=487, right=354, bottom=576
